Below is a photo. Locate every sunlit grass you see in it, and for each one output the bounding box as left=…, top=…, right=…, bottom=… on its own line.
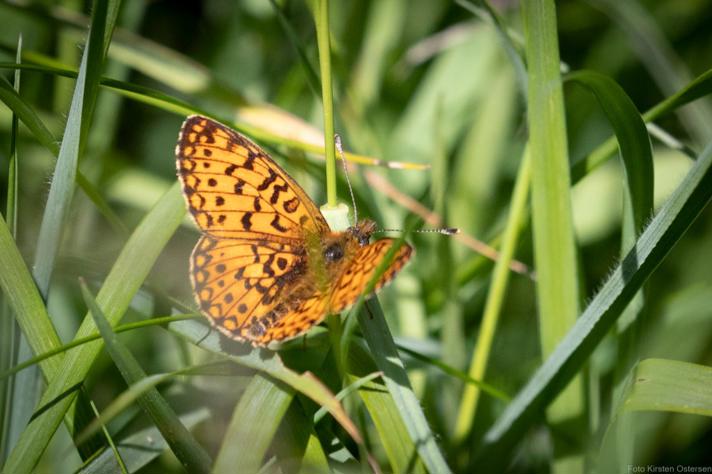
left=1, top=1, right=712, bottom=473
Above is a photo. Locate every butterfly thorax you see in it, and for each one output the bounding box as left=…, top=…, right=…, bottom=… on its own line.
left=304, top=219, right=376, bottom=293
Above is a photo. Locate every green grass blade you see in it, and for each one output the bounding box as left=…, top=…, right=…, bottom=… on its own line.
left=624, top=359, right=712, bottom=416
left=0, top=315, right=197, bottom=382
left=77, top=408, right=210, bottom=474
left=348, top=341, right=426, bottom=474
left=167, top=319, right=364, bottom=452
left=566, top=70, right=655, bottom=384
left=479, top=137, right=712, bottom=468
left=86, top=397, right=127, bottom=474
left=0, top=218, right=63, bottom=378
left=573, top=68, right=712, bottom=180
left=566, top=71, right=654, bottom=234
left=213, top=375, right=293, bottom=474
left=358, top=299, right=451, bottom=474
left=278, top=403, right=330, bottom=474
left=396, top=344, right=510, bottom=400
left=0, top=73, right=125, bottom=234
left=32, top=0, right=111, bottom=298
left=312, top=371, right=382, bottom=424
left=311, top=0, right=337, bottom=207
left=455, top=147, right=531, bottom=441
left=80, top=280, right=212, bottom=473
left=3, top=183, right=185, bottom=474
left=1, top=35, right=23, bottom=463
left=73, top=361, right=231, bottom=447
left=522, top=1, right=583, bottom=470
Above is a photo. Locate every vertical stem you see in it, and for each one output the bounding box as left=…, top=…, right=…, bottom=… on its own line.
left=454, top=146, right=532, bottom=442
left=314, top=0, right=337, bottom=208
left=522, top=0, right=583, bottom=471
left=312, top=0, right=344, bottom=379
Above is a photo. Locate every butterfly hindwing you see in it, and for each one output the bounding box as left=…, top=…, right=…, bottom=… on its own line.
left=190, top=235, right=307, bottom=339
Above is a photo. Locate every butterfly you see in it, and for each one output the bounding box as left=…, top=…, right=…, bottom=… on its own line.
left=175, top=115, right=413, bottom=346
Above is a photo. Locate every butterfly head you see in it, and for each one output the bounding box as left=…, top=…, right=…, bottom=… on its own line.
left=348, top=219, right=377, bottom=247
left=320, top=219, right=376, bottom=265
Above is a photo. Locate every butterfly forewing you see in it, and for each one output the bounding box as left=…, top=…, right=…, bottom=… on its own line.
left=176, top=115, right=329, bottom=242
left=329, top=239, right=413, bottom=314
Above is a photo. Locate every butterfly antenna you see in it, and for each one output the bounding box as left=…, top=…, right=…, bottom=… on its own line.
left=335, top=134, right=358, bottom=226
left=377, top=227, right=460, bottom=235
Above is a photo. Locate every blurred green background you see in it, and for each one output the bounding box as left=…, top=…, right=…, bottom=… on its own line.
left=1, top=0, right=712, bottom=472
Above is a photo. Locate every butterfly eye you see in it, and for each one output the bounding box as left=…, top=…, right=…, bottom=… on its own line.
left=358, top=235, right=370, bottom=246
left=324, top=243, right=344, bottom=262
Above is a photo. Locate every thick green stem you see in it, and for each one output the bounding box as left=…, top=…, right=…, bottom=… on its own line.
left=522, top=0, right=583, bottom=471
left=314, top=0, right=337, bottom=208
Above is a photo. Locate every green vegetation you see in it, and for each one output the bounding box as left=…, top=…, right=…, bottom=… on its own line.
left=1, top=1, right=712, bottom=472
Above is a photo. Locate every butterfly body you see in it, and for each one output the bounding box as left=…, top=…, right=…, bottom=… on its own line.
left=176, top=115, right=411, bottom=346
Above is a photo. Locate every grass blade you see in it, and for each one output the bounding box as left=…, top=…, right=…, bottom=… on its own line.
left=479, top=137, right=712, bottom=469
left=522, top=1, right=583, bottom=470
left=167, top=319, right=364, bottom=453
left=32, top=0, right=112, bottom=298
left=348, top=341, right=426, bottom=474
left=624, top=359, right=712, bottom=416
left=567, top=71, right=654, bottom=234
left=3, top=183, right=185, bottom=474
left=77, top=408, right=210, bottom=474
left=358, top=299, right=451, bottom=474
left=278, top=403, right=330, bottom=473
left=454, top=147, right=531, bottom=441
left=79, top=280, right=212, bottom=473
left=213, top=375, right=293, bottom=474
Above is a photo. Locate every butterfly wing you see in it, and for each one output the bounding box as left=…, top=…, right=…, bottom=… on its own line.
left=247, top=238, right=413, bottom=346
left=176, top=115, right=329, bottom=242
left=328, top=238, right=413, bottom=314
left=190, top=235, right=307, bottom=340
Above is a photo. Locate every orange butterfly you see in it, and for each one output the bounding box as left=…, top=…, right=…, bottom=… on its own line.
left=176, top=116, right=412, bottom=346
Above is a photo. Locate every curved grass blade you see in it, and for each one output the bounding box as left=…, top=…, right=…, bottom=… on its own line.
left=77, top=408, right=210, bottom=474
left=80, top=280, right=212, bottom=474
left=0, top=314, right=198, bottom=382
left=213, top=375, right=293, bottom=474
left=479, top=137, right=712, bottom=469
left=312, top=371, right=382, bottom=424
left=573, top=68, right=712, bottom=180
left=0, top=61, right=424, bottom=170
left=566, top=71, right=654, bottom=234
left=623, top=358, right=712, bottom=416
left=167, top=319, right=365, bottom=454
left=566, top=70, right=655, bottom=389
left=74, top=361, right=232, bottom=448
